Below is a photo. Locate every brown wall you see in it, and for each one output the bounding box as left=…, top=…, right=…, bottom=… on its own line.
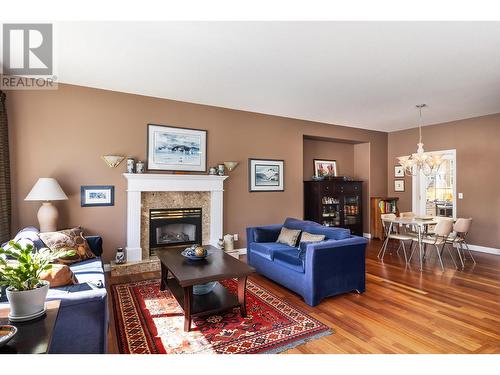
left=302, top=138, right=354, bottom=179
left=6, top=84, right=387, bottom=262
left=387, top=113, right=500, bottom=249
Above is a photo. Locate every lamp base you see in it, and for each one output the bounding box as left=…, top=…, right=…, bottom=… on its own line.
left=37, top=202, right=58, bottom=233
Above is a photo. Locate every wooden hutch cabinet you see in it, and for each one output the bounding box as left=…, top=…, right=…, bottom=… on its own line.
left=304, top=180, right=363, bottom=236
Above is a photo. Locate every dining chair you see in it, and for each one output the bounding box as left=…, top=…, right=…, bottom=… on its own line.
left=410, top=219, right=454, bottom=271
left=377, top=213, right=414, bottom=264
left=447, top=218, right=475, bottom=268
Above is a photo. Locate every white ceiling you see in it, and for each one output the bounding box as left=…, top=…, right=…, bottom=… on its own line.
left=53, top=22, right=500, bottom=131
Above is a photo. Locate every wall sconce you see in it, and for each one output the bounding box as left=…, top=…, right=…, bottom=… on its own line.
left=101, top=155, right=125, bottom=168
left=224, top=161, right=239, bottom=172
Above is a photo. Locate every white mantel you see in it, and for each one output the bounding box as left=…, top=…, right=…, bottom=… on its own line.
left=123, top=173, right=228, bottom=262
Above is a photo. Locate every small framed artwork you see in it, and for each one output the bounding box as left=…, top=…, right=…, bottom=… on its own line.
left=313, top=159, right=338, bottom=178
left=394, top=180, right=405, bottom=192
left=394, top=165, right=405, bottom=177
left=147, top=124, right=207, bottom=172
left=81, top=186, right=115, bottom=207
left=249, top=159, right=285, bottom=192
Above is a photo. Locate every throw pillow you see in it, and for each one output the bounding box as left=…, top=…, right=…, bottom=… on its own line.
left=299, top=231, right=325, bottom=244
left=276, top=227, right=301, bottom=247
left=39, top=263, right=77, bottom=287
left=39, top=227, right=96, bottom=265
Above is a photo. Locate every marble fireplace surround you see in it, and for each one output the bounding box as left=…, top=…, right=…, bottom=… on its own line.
left=123, top=173, right=228, bottom=262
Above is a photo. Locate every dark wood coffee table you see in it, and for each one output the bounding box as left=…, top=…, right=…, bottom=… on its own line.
left=156, top=245, right=255, bottom=331
left=0, top=300, right=60, bottom=354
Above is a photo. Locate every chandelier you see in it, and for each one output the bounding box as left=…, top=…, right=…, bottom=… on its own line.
left=397, top=104, right=443, bottom=176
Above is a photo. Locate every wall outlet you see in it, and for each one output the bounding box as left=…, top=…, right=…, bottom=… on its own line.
left=458, top=193, right=464, bottom=199
left=233, top=234, right=239, bottom=241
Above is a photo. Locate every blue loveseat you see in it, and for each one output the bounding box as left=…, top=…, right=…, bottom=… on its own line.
left=1, top=227, right=108, bottom=354
left=247, top=218, right=368, bottom=306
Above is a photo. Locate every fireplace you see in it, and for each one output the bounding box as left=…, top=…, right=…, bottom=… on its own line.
left=149, top=208, right=202, bottom=255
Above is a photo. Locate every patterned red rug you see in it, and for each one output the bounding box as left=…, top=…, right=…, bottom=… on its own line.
left=112, top=278, right=332, bottom=354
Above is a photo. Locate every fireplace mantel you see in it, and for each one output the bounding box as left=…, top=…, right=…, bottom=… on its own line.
left=123, top=173, right=228, bottom=262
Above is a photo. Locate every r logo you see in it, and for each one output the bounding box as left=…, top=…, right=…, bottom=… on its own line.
left=2, top=24, right=53, bottom=75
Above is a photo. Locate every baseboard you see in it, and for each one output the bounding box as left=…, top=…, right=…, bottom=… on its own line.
left=453, top=243, right=500, bottom=256
left=363, top=233, right=372, bottom=239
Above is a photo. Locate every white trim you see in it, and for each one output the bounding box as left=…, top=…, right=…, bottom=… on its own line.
left=238, top=248, right=247, bottom=255
left=363, top=233, right=372, bottom=239
left=103, top=263, right=111, bottom=272
left=453, top=243, right=500, bottom=256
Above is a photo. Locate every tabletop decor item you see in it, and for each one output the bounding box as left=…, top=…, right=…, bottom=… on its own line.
left=311, top=175, right=325, bottom=181
left=209, top=167, right=217, bottom=175
left=223, top=234, right=235, bottom=251
left=181, top=244, right=209, bottom=260
left=101, top=155, right=125, bottom=168
left=126, top=158, right=135, bottom=173
left=313, top=159, right=337, bottom=179
left=0, top=325, right=17, bottom=348
left=217, top=238, right=225, bottom=250
left=24, top=177, right=68, bottom=232
left=135, top=161, right=145, bottom=173
left=0, top=241, right=74, bottom=322
left=81, top=185, right=115, bottom=207
left=223, top=161, right=239, bottom=172
left=147, top=124, right=207, bottom=172
left=248, top=158, right=285, bottom=192
left=217, top=164, right=225, bottom=176
left=115, top=247, right=126, bottom=264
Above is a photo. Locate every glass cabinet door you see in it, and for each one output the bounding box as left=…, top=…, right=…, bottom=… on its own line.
left=321, top=195, right=340, bottom=227
left=343, top=196, right=361, bottom=226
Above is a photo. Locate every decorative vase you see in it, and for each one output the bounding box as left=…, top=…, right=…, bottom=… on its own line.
left=115, top=247, right=126, bottom=264
left=217, top=164, right=225, bottom=176
left=126, top=158, right=135, bottom=173
left=6, top=280, right=50, bottom=320
left=136, top=161, right=145, bottom=173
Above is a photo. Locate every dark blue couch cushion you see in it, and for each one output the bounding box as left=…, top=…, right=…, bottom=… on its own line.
left=250, top=242, right=294, bottom=261
left=273, top=248, right=305, bottom=273
left=254, top=227, right=281, bottom=243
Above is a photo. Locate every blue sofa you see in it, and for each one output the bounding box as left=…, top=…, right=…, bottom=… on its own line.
left=1, top=227, right=108, bottom=354
left=247, top=218, right=368, bottom=306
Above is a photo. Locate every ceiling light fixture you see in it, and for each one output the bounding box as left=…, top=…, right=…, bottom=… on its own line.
left=397, top=104, right=443, bottom=176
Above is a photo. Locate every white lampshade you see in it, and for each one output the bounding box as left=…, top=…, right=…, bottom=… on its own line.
left=25, top=178, right=68, bottom=201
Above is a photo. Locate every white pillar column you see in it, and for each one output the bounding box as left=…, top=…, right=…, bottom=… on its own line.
left=126, top=190, right=142, bottom=262
left=210, top=190, right=224, bottom=246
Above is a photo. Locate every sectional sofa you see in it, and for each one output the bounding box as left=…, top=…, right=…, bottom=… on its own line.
left=247, top=218, right=368, bottom=306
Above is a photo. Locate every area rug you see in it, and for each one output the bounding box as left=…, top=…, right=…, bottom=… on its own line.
left=112, top=278, right=332, bottom=354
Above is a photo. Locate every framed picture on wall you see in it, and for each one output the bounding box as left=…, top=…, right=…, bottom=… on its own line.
left=313, top=159, right=338, bottom=178
left=248, top=158, right=285, bottom=192
left=394, top=180, right=405, bottom=192
left=394, top=165, right=405, bottom=177
left=147, top=124, right=207, bottom=172
left=81, top=186, right=115, bottom=207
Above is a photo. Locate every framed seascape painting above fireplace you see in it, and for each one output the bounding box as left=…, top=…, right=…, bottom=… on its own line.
left=147, top=124, right=207, bottom=172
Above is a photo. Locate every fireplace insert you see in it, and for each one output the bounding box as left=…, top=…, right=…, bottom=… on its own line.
left=149, top=208, right=202, bottom=255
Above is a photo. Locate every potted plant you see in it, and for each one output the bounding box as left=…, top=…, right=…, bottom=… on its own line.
left=0, top=241, right=74, bottom=320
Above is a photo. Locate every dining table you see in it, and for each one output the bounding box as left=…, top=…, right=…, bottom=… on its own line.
left=382, top=217, right=444, bottom=271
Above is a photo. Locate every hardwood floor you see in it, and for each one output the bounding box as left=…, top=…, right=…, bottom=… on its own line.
left=107, top=239, right=500, bottom=354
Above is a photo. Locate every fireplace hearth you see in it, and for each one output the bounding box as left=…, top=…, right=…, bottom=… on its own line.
left=149, top=208, right=202, bottom=255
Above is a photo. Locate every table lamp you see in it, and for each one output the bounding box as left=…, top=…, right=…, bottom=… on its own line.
left=25, top=178, right=68, bottom=233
